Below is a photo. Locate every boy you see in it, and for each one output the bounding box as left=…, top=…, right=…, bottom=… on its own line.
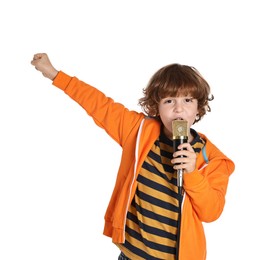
left=31, top=53, right=235, bottom=260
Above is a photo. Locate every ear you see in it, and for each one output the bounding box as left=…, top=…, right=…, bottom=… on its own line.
left=195, top=114, right=200, bottom=121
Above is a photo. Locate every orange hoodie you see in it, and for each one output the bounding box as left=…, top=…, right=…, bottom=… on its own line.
left=53, top=71, right=235, bottom=260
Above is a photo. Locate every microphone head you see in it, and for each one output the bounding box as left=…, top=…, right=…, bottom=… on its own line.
left=172, top=120, right=189, bottom=140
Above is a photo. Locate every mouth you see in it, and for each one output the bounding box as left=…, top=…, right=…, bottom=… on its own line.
left=173, top=117, right=184, bottom=121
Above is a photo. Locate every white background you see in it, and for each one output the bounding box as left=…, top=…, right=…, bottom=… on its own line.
left=1, top=0, right=277, bottom=259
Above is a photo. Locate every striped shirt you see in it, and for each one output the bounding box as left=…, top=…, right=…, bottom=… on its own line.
left=117, top=129, right=205, bottom=259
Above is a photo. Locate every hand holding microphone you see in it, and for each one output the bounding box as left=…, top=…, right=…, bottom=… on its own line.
left=172, top=120, right=197, bottom=194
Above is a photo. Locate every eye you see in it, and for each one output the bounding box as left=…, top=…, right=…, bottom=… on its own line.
left=185, top=98, right=194, bottom=103
left=164, top=99, right=173, bottom=104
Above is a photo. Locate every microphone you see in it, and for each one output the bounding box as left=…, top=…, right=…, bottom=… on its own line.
left=172, top=120, right=189, bottom=194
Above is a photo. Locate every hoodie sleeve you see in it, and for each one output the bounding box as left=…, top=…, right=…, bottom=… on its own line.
left=52, top=71, right=144, bottom=147
left=183, top=139, right=235, bottom=222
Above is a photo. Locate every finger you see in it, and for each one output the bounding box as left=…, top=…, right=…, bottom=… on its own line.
left=33, top=53, right=45, bottom=60
left=34, top=54, right=41, bottom=60
left=31, top=59, right=38, bottom=66
left=182, top=143, right=196, bottom=153
left=187, top=143, right=194, bottom=151
left=31, top=53, right=44, bottom=65
left=177, top=142, right=190, bottom=150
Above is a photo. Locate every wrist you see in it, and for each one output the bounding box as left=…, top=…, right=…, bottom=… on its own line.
left=46, top=69, right=58, bottom=81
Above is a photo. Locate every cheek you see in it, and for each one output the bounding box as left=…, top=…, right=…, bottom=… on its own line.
left=187, top=107, right=199, bottom=123
left=191, top=104, right=199, bottom=116
left=158, top=104, right=168, bottom=116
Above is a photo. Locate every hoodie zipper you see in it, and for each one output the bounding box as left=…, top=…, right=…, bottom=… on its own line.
left=121, top=118, right=145, bottom=240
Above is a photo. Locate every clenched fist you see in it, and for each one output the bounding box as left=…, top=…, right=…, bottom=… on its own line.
left=31, top=53, right=58, bottom=80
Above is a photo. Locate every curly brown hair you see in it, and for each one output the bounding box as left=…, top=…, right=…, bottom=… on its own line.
left=138, top=63, right=214, bottom=124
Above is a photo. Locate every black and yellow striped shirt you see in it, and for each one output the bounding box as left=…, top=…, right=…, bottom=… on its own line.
left=117, top=129, right=205, bottom=260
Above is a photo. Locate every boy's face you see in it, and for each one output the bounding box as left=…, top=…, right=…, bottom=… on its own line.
left=158, top=96, right=198, bottom=140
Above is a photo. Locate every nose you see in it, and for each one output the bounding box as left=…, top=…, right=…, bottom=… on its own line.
left=174, top=100, right=184, bottom=113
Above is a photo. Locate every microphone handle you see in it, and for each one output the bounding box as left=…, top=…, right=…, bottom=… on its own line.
left=173, top=138, right=188, bottom=193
